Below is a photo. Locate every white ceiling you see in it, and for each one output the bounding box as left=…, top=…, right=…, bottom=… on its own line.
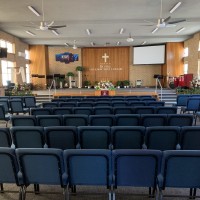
left=0, top=0, right=200, bottom=47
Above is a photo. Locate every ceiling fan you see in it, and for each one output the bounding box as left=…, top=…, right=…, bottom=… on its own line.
left=145, top=0, right=186, bottom=29
left=127, top=33, right=134, bottom=42
left=29, top=0, right=66, bottom=31
left=72, top=40, right=78, bottom=49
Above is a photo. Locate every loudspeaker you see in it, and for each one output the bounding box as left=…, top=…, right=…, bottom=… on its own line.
left=0, top=48, right=7, bottom=58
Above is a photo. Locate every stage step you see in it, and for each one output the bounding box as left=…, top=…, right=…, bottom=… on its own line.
left=35, top=94, right=52, bottom=103
left=158, top=90, right=177, bottom=106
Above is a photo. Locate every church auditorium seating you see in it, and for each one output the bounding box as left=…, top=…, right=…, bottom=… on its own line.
left=36, top=115, right=63, bottom=127
left=73, top=107, right=93, bottom=115
left=52, top=107, right=73, bottom=115
left=30, top=107, right=52, bottom=115
left=63, top=114, right=88, bottom=126
left=115, top=114, right=140, bottom=126
left=141, top=114, right=167, bottom=127
left=11, top=115, right=37, bottom=126
left=0, top=128, right=12, bottom=147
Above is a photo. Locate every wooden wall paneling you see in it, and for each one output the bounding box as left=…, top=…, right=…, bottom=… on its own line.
left=82, top=47, right=129, bottom=85
left=29, top=45, right=48, bottom=89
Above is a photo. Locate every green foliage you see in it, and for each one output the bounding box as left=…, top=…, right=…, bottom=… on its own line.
left=66, top=72, right=74, bottom=77
left=5, top=83, right=33, bottom=96
left=76, top=66, right=84, bottom=71
left=123, top=80, right=130, bottom=86
left=84, top=80, right=91, bottom=86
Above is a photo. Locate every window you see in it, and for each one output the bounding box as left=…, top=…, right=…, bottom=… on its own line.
left=26, top=64, right=30, bottom=83
left=1, top=60, right=15, bottom=86
left=183, top=47, right=189, bottom=57
left=184, top=62, right=188, bottom=74
left=25, top=50, right=30, bottom=60
left=0, top=39, right=14, bottom=53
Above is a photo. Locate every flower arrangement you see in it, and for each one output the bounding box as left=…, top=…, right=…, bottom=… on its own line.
left=95, top=81, right=115, bottom=90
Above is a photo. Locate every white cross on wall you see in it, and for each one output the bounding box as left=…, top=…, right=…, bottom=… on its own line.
left=102, top=53, right=109, bottom=62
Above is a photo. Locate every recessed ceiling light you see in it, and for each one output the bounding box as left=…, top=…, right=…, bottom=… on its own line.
left=52, top=30, right=59, bottom=36
left=25, top=31, right=36, bottom=36
left=176, top=27, right=185, bottom=33
left=169, top=2, right=182, bottom=14
left=86, top=29, right=91, bottom=35
left=27, top=6, right=40, bottom=16
left=152, top=27, right=158, bottom=34
left=119, top=28, right=124, bottom=34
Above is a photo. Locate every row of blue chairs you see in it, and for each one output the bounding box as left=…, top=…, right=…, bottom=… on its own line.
left=1, top=148, right=200, bottom=199
left=10, top=114, right=194, bottom=127
left=174, top=94, right=200, bottom=107
left=30, top=106, right=177, bottom=116
left=1, top=126, right=200, bottom=151
left=43, top=100, right=163, bottom=108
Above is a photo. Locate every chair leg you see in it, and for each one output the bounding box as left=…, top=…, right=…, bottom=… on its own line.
left=71, top=185, right=76, bottom=193
left=21, top=186, right=27, bottom=200
left=34, top=184, right=40, bottom=194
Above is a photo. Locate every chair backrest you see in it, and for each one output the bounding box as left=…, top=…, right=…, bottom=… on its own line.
left=0, top=104, right=7, bottom=120
left=159, top=150, right=200, bottom=189
left=73, top=107, right=93, bottom=115
left=176, top=94, right=190, bottom=106
left=0, top=128, right=12, bottom=147
left=145, top=126, right=180, bottom=151
left=64, top=149, right=111, bottom=186
left=0, top=100, right=9, bottom=113
left=63, top=114, right=88, bottom=126
left=52, top=107, right=73, bottom=115
left=111, top=126, right=145, bottom=149
left=128, top=101, right=146, bottom=107
left=112, top=149, right=162, bottom=187
left=0, top=148, right=20, bottom=185
left=16, top=148, right=66, bottom=186
left=78, top=126, right=111, bottom=149
left=42, top=102, right=58, bottom=108
left=44, top=126, right=77, bottom=150
left=167, top=114, right=193, bottom=126
left=30, top=108, right=52, bottom=115
left=36, top=115, right=63, bottom=127
left=67, top=98, right=81, bottom=102
left=113, top=107, right=133, bottom=114
left=93, top=106, right=113, bottom=115
left=112, top=101, right=128, bottom=107
left=24, top=96, right=37, bottom=108
left=10, top=126, right=45, bottom=148
left=155, top=106, right=177, bottom=114
left=77, top=102, right=94, bottom=107
left=51, top=99, right=66, bottom=103
left=59, top=102, right=77, bottom=107
left=185, top=97, right=200, bottom=111
left=180, top=126, right=200, bottom=150
left=115, top=114, right=140, bottom=126
left=94, top=101, right=112, bottom=107
left=141, top=114, right=167, bottom=127
left=9, top=100, right=24, bottom=113
left=11, top=115, right=37, bottom=126
left=147, top=101, right=165, bottom=107
left=134, top=106, right=155, bottom=114
left=89, top=115, right=115, bottom=126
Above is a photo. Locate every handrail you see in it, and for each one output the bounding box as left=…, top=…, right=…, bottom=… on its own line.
left=155, top=78, right=163, bottom=101
left=48, top=79, right=56, bottom=101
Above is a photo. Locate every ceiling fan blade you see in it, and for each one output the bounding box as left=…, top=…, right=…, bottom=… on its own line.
left=164, top=16, right=171, bottom=23
left=48, top=27, right=57, bottom=30
left=168, top=19, right=186, bottom=24
left=143, top=19, right=155, bottom=24
left=165, top=24, right=177, bottom=28
left=48, top=21, right=54, bottom=27
left=49, top=25, right=66, bottom=28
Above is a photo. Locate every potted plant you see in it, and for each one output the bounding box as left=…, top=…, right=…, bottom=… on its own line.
left=84, top=80, right=91, bottom=88
left=123, top=80, right=130, bottom=88
left=76, top=66, right=84, bottom=88
left=116, top=81, right=122, bottom=89
left=76, top=66, right=84, bottom=71
left=66, top=72, right=74, bottom=88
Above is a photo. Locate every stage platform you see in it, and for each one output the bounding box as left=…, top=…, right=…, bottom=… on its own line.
left=33, top=88, right=160, bottom=100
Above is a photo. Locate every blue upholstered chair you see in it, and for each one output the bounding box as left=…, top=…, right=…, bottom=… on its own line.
left=115, top=114, right=140, bottom=126
left=155, top=106, right=177, bottom=114
left=113, top=107, right=133, bottom=114
left=0, top=105, right=10, bottom=127
left=10, top=126, right=45, bottom=148
left=16, top=148, right=67, bottom=199
left=63, top=114, right=88, bottom=126
left=78, top=126, right=111, bottom=149
left=89, top=115, right=115, bottom=126
left=30, top=108, right=52, bottom=115
left=63, top=149, right=112, bottom=200
left=158, top=150, right=200, bottom=199
left=36, top=115, right=63, bottom=127
left=73, top=107, right=93, bottom=115
left=167, top=114, right=194, bottom=126
left=112, top=149, right=162, bottom=199
left=44, top=126, right=77, bottom=150
left=0, top=148, right=23, bottom=196
left=0, top=128, right=12, bottom=147
left=42, top=102, right=58, bottom=108
left=93, top=106, right=113, bottom=115
left=52, top=107, right=73, bottom=115
left=134, top=106, right=155, bottom=114
left=11, top=115, right=37, bottom=126
left=145, top=126, right=180, bottom=151
left=111, top=126, right=145, bottom=149
left=141, top=114, right=167, bottom=127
